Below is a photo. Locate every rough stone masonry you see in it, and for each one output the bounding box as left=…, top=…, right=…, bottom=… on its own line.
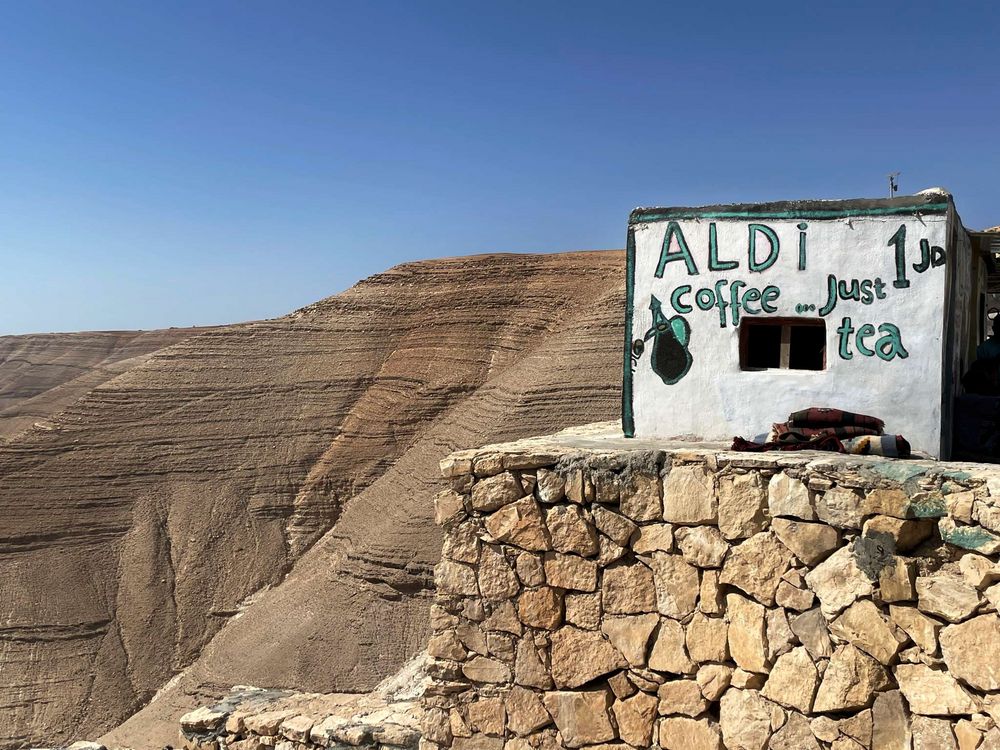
left=423, top=425, right=1000, bottom=750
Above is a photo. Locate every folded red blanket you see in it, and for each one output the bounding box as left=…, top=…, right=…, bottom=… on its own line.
left=788, top=407, right=885, bottom=433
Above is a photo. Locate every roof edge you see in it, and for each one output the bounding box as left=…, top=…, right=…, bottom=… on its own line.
left=629, top=193, right=952, bottom=225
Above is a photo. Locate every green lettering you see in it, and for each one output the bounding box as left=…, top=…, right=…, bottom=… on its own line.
left=656, top=221, right=698, bottom=277
left=708, top=222, right=738, bottom=271
left=837, top=317, right=855, bottom=360
left=797, top=222, right=807, bottom=270
left=742, top=287, right=761, bottom=314
left=856, top=323, right=876, bottom=356
left=670, top=285, right=693, bottom=314
left=888, top=224, right=909, bottom=289
left=748, top=224, right=779, bottom=272
left=876, top=323, right=909, bottom=361
left=760, top=286, right=780, bottom=313
left=695, top=289, right=714, bottom=310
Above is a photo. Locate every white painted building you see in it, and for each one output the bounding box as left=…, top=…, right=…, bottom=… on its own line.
left=622, top=192, right=991, bottom=458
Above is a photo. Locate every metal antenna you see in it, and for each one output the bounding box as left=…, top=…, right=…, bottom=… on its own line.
left=888, top=172, right=900, bottom=198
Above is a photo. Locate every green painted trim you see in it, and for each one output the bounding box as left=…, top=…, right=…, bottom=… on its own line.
left=622, top=227, right=636, bottom=438
left=629, top=202, right=950, bottom=225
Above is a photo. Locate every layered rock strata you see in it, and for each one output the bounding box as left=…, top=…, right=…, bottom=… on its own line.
left=424, top=425, right=1000, bottom=750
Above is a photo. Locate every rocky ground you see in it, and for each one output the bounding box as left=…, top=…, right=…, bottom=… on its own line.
left=0, top=251, right=623, bottom=748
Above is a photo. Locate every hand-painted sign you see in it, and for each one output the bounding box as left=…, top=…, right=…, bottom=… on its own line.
left=623, top=197, right=954, bottom=455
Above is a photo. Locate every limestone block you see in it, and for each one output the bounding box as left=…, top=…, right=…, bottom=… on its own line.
left=590, top=505, right=637, bottom=547
left=719, top=689, right=785, bottom=750
left=686, top=612, right=728, bottom=664
left=864, top=487, right=913, bottom=519
left=955, top=719, right=984, bottom=750
left=619, top=472, right=662, bottom=522
left=435, top=489, right=467, bottom=526
left=769, top=711, right=821, bottom=750
left=940, top=614, right=1000, bottom=691
left=889, top=605, right=942, bottom=655
left=911, top=715, right=958, bottom=749
left=726, top=592, right=769, bottom=674
left=515, top=553, right=545, bottom=587
left=959, top=553, right=1000, bottom=589
left=608, top=671, right=636, bottom=700
left=535, top=468, right=565, bottom=504
left=462, top=656, right=511, bottom=684
left=467, top=698, right=506, bottom=736
left=717, top=471, right=768, bottom=540
left=517, top=587, right=563, bottom=630
left=695, top=663, right=733, bottom=701
left=443, top=521, right=481, bottom=564
left=549, top=626, right=626, bottom=688
left=428, top=630, right=467, bottom=661
left=771, top=517, right=840, bottom=566
left=768, top=473, right=816, bottom=520
left=829, top=599, right=906, bottom=665
left=761, top=646, right=818, bottom=713
left=948, top=491, right=976, bottom=523
left=656, top=679, right=708, bottom=716
left=649, top=552, right=700, bottom=618
left=471, top=472, right=523, bottom=512
left=662, top=465, right=717, bottom=525
left=544, top=505, right=598, bottom=557
left=872, top=690, right=911, bottom=750
left=731, top=668, right=767, bottom=689
left=542, top=552, right=597, bottom=592
left=483, top=600, right=522, bottom=635
left=632, top=523, right=674, bottom=554
left=452, top=735, right=503, bottom=750
left=813, top=645, right=889, bottom=713
left=478, top=545, right=520, bottom=601
left=895, top=663, right=980, bottom=716
left=612, top=691, right=658, bottom=746
left=436, top=560, right=479, bottom=596
left=602, top=563, right=656, bottom=614
left=658, top=715, right=724, bottom=750
left=864, top=515, right=934, bottom=552
left=647, top=617, right=695, bottom=675
left=878, top=557, right=917, bottom=603
left=564, top=591, right=602, bottom=630
left=940, top=517, right=1000, bottom=555
left=675, top=525, right=728, bottom=568
left=816, top=486, right=866, bottom=529
left=805, top=544, right=874, bottom=617
left=699, top=569, right=725, bottom=615
left=775, top=580, right=814, bottom=611
left=514, top=639, right=551, bottom=689
left=601, top=614, right=659, bottom=667
left=719, top=531, right=792, bottom=606
left=838, top=709, right=873, bottom=747
left=916, top=571, right=980, bottom=623
left=766, top=607, right=795, bottom=661
left=485, top=497, right=550, bottom=552
left=542, top=688, right=616, bottom=748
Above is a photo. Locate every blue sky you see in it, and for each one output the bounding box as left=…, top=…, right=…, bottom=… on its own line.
left=0, top=1, right=997, bottom=334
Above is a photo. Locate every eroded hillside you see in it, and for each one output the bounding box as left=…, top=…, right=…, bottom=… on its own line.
left=0, top=251, right=624, bottom=748
left=0, top=328, right=207, bottom=440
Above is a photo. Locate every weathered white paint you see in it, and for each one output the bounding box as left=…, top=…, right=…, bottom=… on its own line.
left=626, top=209, right=951, bottom=455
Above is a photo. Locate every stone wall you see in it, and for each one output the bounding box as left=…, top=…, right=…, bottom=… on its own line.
left=423, top=427, right=1000, bottom=750
left=176, top=680, right=422, bottom=750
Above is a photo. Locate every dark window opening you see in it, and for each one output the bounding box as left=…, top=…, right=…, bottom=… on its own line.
left=739, top=318, right=826, bottom=371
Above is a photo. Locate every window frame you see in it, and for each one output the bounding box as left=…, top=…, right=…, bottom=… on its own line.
left=739, top=317, right=826, bottom=372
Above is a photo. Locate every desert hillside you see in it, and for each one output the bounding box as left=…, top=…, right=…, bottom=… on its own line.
left=0, top=328, right=208, bottom=441
left=0, top=250, right=624, bottom=748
